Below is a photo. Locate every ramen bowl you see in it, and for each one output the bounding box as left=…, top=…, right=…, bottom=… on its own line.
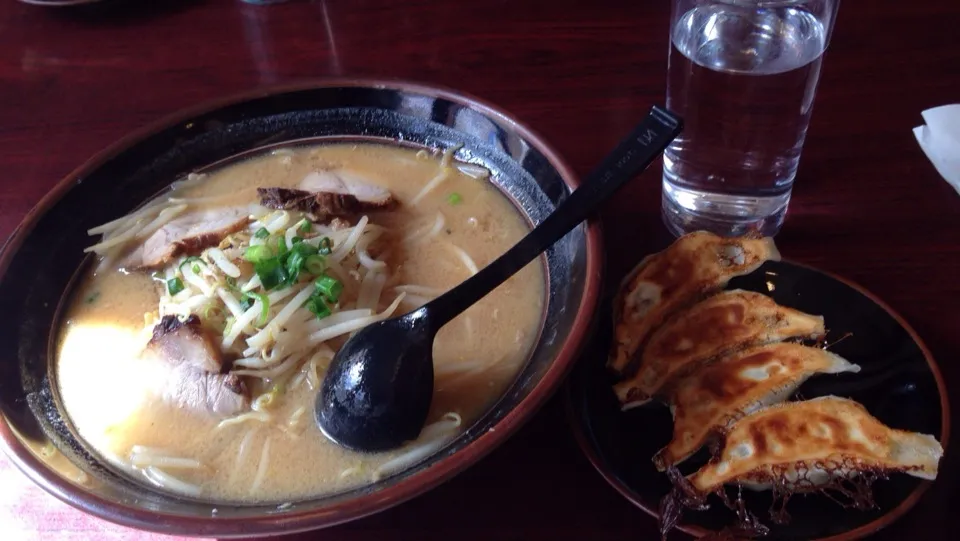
left=0, top=80, right=603, bottom=536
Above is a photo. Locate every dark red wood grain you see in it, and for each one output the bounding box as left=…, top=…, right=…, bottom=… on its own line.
left=1, top=0, right=958, bottom=539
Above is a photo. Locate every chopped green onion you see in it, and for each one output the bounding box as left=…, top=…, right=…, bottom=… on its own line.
left=289, top=241, right=319, bottom=258
left=255, top=258, right=289, bottom=290
left=446, top=192, right=463, bottom=205
left=314, top=275, right=343, bottom=303
left=254, top=227, right=270, bottom=239
left=167, top=277, right=185, bottom=295
left=304, top=254, right=326, bottom=275
left=244, top=292, right=270, bottom=326
left=292, top=236, right=304, bottom=244
left=305, top=295, right=331, bottom=320
left=244, top=245, right=273, bottom=263
left=298, top=220, right=311, bottom=233
left=248, top=238, right=323, bottom=290
left=281, top=242, right=320, bottom=285
left=285, top=250, right=306, bottom=282
left=275, top=236, right=288, bottom=257
left=318, top=237, right=333, bottom=255
left=179, top=256, right=206, bottom=273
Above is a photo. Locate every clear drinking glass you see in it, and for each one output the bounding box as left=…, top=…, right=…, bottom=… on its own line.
left=662, top=0, right=840, bottom=237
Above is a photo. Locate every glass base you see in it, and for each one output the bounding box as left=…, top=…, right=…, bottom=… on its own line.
left=661, top=178, right=790, bottom=238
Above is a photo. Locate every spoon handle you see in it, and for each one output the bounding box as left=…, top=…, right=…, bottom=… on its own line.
left=427, top=105, right=682, bottom=326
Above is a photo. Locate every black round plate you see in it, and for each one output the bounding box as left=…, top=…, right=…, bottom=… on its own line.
left=566, top=259, right=950, bottom=541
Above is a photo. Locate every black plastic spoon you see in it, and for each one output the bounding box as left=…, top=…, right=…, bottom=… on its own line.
left=316, top=105, right=682, bottom=452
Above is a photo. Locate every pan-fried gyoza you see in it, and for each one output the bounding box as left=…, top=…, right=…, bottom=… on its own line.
left=609, top=232, right=944, bottom=534
left=654, top=343, right=860, bottom=471
left=614, top=290, right=826, bottom=408
left=688, top=396, right=943, bottom=494
left=608, top=232, right=780, bottom=375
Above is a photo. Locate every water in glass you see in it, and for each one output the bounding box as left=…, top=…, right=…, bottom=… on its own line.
left=662, top=1, right=832, bottom=236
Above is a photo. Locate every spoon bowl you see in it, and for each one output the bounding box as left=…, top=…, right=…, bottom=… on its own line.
left=317, top=308, right=436, bottom=452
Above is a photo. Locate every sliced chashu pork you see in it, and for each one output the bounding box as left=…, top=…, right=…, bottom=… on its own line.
left=299, top=170, right=396, bottom=207
left=258, top=170, right=397, bottom=219
left=143, top=315, right=249, bottom=417
left=257, top=187, right=358, bottom=217
left=120, top=206, right=250, bottom=270
left=147, top=314, right=224, bottom=373
left=160, top=369, right=248, bottom=418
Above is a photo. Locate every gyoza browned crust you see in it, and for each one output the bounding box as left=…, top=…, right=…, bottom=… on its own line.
left=614, top=290, right=826, bottom=408
left=654, top=343, right=860, bottom=471
left=608, top=231, right=781, bottom=375
left=688, top=396, right=943, bottom=494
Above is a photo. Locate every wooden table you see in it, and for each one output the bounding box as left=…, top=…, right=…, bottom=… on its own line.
left=1, top=0, right=958, bottom=539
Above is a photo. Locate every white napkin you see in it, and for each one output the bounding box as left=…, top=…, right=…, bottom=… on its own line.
left=913, top=104, right=960, bottom=195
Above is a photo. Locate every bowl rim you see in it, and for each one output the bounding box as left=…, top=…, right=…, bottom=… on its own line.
left=564, top=259, right=951, bottom=541
left=0, top=78, right=605, bottom=536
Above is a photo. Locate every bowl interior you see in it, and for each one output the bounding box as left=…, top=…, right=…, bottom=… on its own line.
left=0, top=83, right=597, bottom=535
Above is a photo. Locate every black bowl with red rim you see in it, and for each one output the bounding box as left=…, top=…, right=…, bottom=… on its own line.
left=0, top=79, right=604, bottom=537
